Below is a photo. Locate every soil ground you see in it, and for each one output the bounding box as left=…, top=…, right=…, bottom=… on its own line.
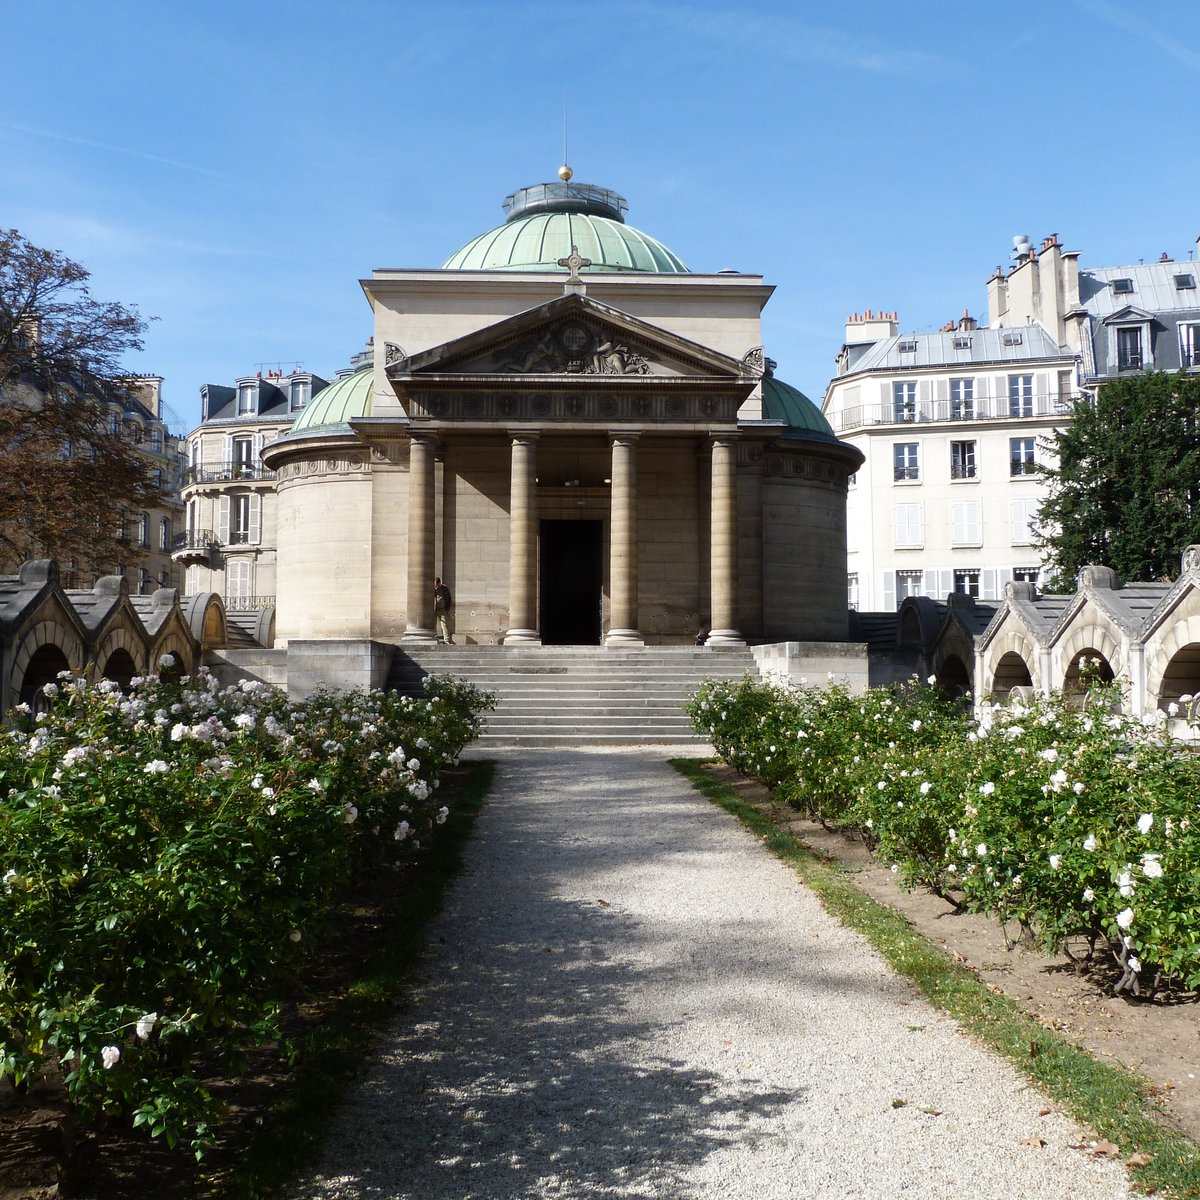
left=703, top=762, right=1200, bottom=1145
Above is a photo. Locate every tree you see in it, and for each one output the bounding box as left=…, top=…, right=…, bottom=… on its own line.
left=1036, top=371, right=1200, bottom=586
left=0, top=230, right=163, bottom=574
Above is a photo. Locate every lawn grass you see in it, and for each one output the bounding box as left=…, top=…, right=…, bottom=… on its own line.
left=215, top=759, right=495, bottom=1199
left=671, top=757, right=1200, bottom=1199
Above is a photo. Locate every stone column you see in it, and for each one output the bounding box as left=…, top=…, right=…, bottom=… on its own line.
left=606, top=433, right=643, bottom=646
left=402, top=432, right=437, bottom=643
left=504, top=433, right=541, bottom=645
left=706, top=435, right=745, bottom=646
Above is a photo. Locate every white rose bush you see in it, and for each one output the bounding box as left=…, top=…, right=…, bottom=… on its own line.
left=687, top=677, right=1200, bottom=1000
left=0, top=669, right=492, bottom=1156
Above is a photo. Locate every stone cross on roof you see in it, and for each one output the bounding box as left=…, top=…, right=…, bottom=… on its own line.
left=557, top=244, right=591, bottom=285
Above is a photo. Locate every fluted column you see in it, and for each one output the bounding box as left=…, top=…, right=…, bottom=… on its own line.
left=402, top=432, right=437, bottom=643
left=504, top=433, right=541, bottom=645
left=706, top=435, right=745, bottom=646
left=606, top=433, right=643, bottom=647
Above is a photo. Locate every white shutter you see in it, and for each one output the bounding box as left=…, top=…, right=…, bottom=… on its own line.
left=981, top=568, right=999, bottom=600
left=249, top=493, right=262, bottom=545
left=952, top=502, right=981, bottom=545
left=894, top=503, right=922, bottom=548
left=880, top=381, right=891, bottom=421
left=918, top=378, right=931, bottom=418
left=923, top=569, right=939, bottom=597
left=227, top=560, right=251, bottom=599
left=218, top=495, right=230, bottom=544
left=223, top=434, right=233, bottom=472
left=935, top=377, right=949, bottom=404
left=882, top=573, right=896, bottom=611
left=1011, top=499, right=1037, bottom=544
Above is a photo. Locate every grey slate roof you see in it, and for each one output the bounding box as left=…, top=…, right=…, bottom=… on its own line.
left=848, top=324, right=1072, bottom=374
left=1078, top=262, right=1200, bottom=318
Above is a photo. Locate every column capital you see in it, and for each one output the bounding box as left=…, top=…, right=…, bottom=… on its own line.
left=608, top=431, right=641, bottom=446
left=507, top=429, right=540, bottom=444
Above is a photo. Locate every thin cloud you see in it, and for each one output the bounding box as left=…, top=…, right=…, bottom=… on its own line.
left=1075, top=0, right=1200, bottom=71
left=607, top=2, right=954, bottom=76
left=3, top=121, right=237, bottom=181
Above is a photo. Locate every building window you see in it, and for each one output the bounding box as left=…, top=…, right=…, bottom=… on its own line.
left=231, top=436, right=255, bottom=474
left=893, top=381, right=917, bottom=423
left=953, top=569, right=981, bottom=598
left=1013, top=567, right=1039, bottom=584
left=949, top=377, right=974, bottom=419
left=1008, top=374, right=1034, bottom=417
left=1111, top=277, right=1134, bottom=295
left=228, top=559, right=252, bottom=600
left=1116, top=326, right=1143, bottom=371
left=893, top=503, right=923, bottom=548
left=895, top=569, right=923, bottom=603
left=1180, top=324, right=1200, bottom=368
left=847, top=572, right=859, bottom=610
left=290, top=379, right=311, bottom=411
left=893, top=442, right=919, bottom=481
left=951, top=501, right=981, bottom=546
left=950, top=440, right=976, bottom=480
left=137, top=512, right=149, bottom=548
left=138, top=568, right=152, bottom=595
left=237, top=383, right=257, bottom=415
left=231, top=495, right=252, bottom=544
left=159, top=517, right=171, bottom=551
left=1011, top=498, right=1039, bottom=544
left=1056, top=370, right=1073, bottom=409
left=847, top=471, right=857, bottom=488
left=1010, top=436, right=1036, bottom=475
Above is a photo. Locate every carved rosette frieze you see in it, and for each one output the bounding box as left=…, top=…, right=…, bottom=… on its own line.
left=405, top=391, right=743, bottom=424
left=752, top=448, right=849, bottom=492
left=272, top=453, right=373, bottom=490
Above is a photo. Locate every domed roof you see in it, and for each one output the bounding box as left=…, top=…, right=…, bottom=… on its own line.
left=285, top=366, right=373, bottom=436
left=761, top=373, right=840, bottom=445
left=442, top=180, right=688, bottom=274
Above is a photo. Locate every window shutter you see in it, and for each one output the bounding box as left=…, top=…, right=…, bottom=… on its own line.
left=981, top=568, right=998, bottom=600
left=218, top=496, right=230, bottom=544
left=882, top=573, right=896, bottom=611
left=918, top=378, right=931, bottom=417
left=922, top=569, right=939, bottom=597
left=938, top=569, right=954, bottom=600
left=223, top=434, right=233, bottom=471
left=935, top=378, right=949, bottom=405
left=249, top=493, right=262, bottom=545
left=880, top=381, right=891, bottom=421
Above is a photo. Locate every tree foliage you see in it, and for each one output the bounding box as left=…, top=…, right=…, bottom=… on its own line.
left=0, top=230, right=163, bottom=572
left=1036, top=372, right=1200, bottom=586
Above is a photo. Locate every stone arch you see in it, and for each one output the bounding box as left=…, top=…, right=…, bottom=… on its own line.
left=153, top=630, right=195, bottom=681
left=19, top=643, right=72, bottom=709
left=1057, top=620, right=1123, bottom=694
left=935, top=652, right=971, bottom=698
left=1145, top=606, right=1200, bottom=710
left=1151, top=642, right=1200, bottom=711
left=10, top=616, right=85, bottom=699
left=94, top=626, right=148, bottom=687
left=991, top=651, right=1033, bottom=701
left=1062, top=647, right=1116, bottom=693
left=979, top=626, right=1041, bottom=697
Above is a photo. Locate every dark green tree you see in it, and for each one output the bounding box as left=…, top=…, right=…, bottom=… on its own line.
left=0, top=230, right=163, bottom=572
left=1037, top=371, right=1200, bottom=586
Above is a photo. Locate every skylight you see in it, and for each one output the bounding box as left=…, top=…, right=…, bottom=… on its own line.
left=1174, top=273, right=1196, bottom=290
left=1111, top=278, right=1134, bottom=295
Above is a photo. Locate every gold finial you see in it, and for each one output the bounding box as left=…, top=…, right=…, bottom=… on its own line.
left=558, top=163, right=573, bottom=181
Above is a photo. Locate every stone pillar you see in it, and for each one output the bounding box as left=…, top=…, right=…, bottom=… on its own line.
left=606, top=433, right=643, bottom=647
left=504, top=433, right=541, bottom=645
left=402, top=432, right=437, bottom=643
left=706, top=435, right=745, bottom=646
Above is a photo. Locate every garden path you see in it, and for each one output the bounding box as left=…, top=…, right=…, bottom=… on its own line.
left=292, top=750, right=1130, bottom=1199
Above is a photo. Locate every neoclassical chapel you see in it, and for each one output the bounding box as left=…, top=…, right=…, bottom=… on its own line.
left=260, top=173, right=862, bottom=658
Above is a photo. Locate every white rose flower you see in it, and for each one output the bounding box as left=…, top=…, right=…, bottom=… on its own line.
left=1083, top=834, right=1097, bottom=851
left=920, top=781, right=932, bottom=795
left=101, top=1045, right=121, bottom=1070
left=1082, top=887, right=1095, bottom=902
left=976, top=843, right=988, bottom=858
left=1116, top=907, right=1134, bottom=930
left=1141, top=854, right=1164, bottom=879
left=1049, top=854, right=1062, bottom=870
left=135, top=1012, right=158, bottom=1040
left=1137, top=813, right=1153, bottom=835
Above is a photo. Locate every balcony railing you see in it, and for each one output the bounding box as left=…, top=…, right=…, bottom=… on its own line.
left=184, top=464, right=276, bottom=485
left=829, top=393, right=1076, bottom=433
left=171, top=529, right=218, bottom=560
left=950, top=462, right=977, bottom=480
left=1010, top=459, right=1038, bottom=476
left=1117, top=353, right=1143, bottom=372
left=893, top=465, right=919, bottom=481
left=224, top=594, right=275, bottom=612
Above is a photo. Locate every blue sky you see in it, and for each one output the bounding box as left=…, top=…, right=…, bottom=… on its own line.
left=4, top=0, right=1197, bottom=431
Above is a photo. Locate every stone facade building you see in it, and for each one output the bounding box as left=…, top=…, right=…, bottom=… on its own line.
left=250, top=174, right=862, bottom=685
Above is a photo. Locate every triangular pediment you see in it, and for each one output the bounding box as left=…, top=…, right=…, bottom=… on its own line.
left=393, top=293, right=749, bottom=382
left=1102, top=305, right=1157, bottom=326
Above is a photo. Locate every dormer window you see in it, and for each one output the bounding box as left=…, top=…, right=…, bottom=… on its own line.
left=952, top=336, right=971, bottom=350
left=1111, top=278, right=1134, bottom=295
left=1175, top=274, right=1196, bottom=290
left=1001, top=331, right=1024, bottom=347
left=897, top=339, right=917, bottom=353
left=237, top=383, right=257, bottom=415
left=290, top=379, right=311, bottom=412
left=1117, top=326, right=1143, bottom=371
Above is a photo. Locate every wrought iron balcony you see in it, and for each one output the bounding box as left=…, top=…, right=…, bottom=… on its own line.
left=184, top=463, right=277, bottom=487
left=830, top=393, right=1077, bottom=433
left=171, top=528, right=218, bottom=563
left=224, top=594, right=275, bottom=612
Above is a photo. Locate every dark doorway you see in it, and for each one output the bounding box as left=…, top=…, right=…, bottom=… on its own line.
left=540, top=519, right=603, bottom=645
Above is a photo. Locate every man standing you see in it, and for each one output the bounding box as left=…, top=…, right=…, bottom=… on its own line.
left=433, top=576, right=454, bottom=644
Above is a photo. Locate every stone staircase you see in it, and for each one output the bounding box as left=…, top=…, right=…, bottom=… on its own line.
left=389, top=645, right=758, bottom=748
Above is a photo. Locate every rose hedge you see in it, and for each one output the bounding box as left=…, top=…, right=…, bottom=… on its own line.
left=0, top=668, right=493, bottom=1154
left=687, top=676, right=1200, bottom=998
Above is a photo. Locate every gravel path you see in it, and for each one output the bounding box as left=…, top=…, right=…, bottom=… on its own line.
left=292, top=750, right=1130, bottom=1199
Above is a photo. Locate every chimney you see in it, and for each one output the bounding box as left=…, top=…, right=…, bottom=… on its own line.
left=844, top=308, right=899, bottom=345
left=958, top=309, right=977, bottom=332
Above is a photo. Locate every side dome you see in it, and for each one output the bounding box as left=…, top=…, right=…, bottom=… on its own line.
left=283, top=366, right=373, bottom=438
left=761, top=373, right=841, bottom=445
left=442, top=180, right=689, bottom=274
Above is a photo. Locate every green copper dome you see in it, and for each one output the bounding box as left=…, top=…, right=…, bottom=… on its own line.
left=286, top=366, right=373, bottom=436
left=442, top=181, right=689, bottom=274
left=761, top=373, right=840, bottom=445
